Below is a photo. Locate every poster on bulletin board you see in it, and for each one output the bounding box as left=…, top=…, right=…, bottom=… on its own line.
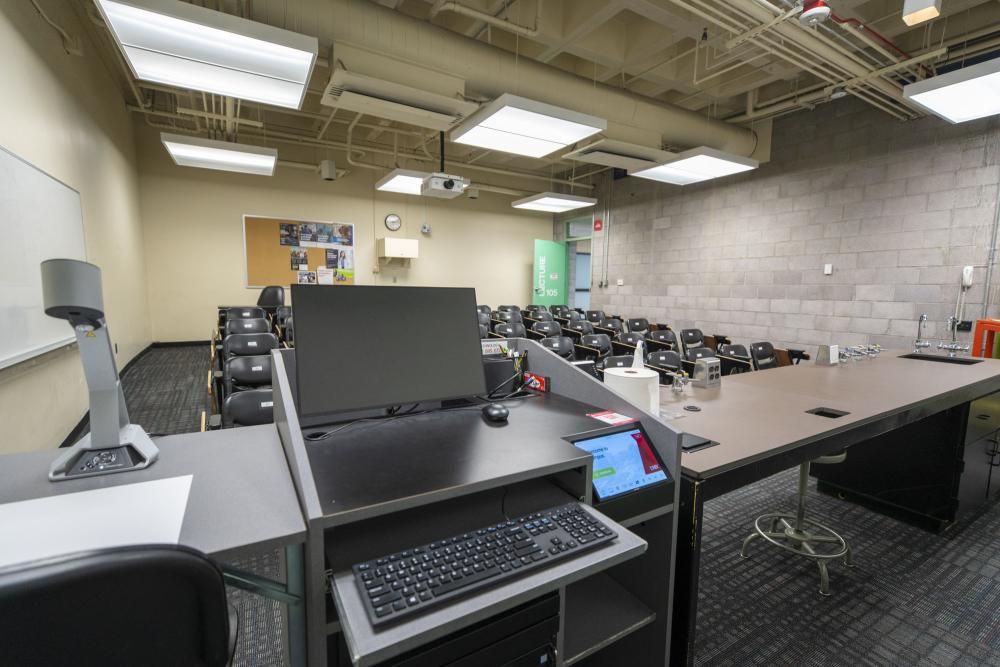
left=243, top=215, right=355, bottom=288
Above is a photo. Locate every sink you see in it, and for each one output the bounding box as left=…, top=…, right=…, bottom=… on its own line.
left=898, top=353, right=983, bottom=365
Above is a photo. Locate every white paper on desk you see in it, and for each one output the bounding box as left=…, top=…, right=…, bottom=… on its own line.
left=0, top=475, right=193, bottom=569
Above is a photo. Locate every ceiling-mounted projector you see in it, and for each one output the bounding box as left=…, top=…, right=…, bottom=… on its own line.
left=800, top=0, right=832, bottom=26
left=421, top=172, right=469, bottom=199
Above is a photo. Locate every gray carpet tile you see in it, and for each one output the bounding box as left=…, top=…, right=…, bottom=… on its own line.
left=119, top=347, right=1000, bottom=667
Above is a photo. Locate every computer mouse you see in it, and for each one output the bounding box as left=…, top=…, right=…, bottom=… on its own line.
left=482, top=403, right=510, bottom=423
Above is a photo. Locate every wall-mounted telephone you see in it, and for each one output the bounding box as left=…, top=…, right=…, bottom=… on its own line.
left=962, top=265, right=974, bottom=288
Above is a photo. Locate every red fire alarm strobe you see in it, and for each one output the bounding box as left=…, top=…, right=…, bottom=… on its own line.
left=593, top=219, right=603, bottom=232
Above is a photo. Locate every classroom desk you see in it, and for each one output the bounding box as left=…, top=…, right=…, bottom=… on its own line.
left=660, top=353, right=1000, bottom=666
left=0, top=426, right=309, bottom=666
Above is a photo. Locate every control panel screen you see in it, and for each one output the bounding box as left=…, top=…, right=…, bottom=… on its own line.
left=572, top=427, right=670, bottom=501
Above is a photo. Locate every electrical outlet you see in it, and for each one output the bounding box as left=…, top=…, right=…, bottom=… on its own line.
left=616, top=278, right=624, bottom=286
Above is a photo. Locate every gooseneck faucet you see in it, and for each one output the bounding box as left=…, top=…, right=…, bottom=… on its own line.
left=914, top=314, right=930, bottom=352
left=938, top=315, right=970, bottom=357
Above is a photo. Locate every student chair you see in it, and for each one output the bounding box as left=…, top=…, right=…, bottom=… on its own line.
left=566, top=320, right=594, bottom=339
left=617, top=332, right=645, bottom=348
left=597, top=318, right=624, bottom=336
left=740, top=452, right=854, bottom=596
left=602, top=355, right=634, bottom=371
left=550, top=305, right=570, bottom=318
left=493, top=310, right=523, bottom=324
left=256, top=285, right=285, bottom=309
left=530, top=321, right=561, bottom=338
left=223, top=355, right=272, bottom=397
left=586, top=310, right=607, bottom=324
left=274, top=305, right=292, bottom=327
left=685, top=346, right=716, bottom=362
left=578, top=333, right=612, bottom=364
left=477, top=305, right=492, bottom=316
left=719, top=343, right=749, bottom=358
left=493, top=323, right=527, bottom=338
left=223, top=333, right=280, bottom=359
left=527, top=310, right=554, bottom=323
left=750, top=342, right=780, bottom=370
left=225, top=318, right=270, bottom=337
left=627, top=318, right=650, bottom=335
left=0, top=544, right=236, bottom=667
left=647, top=329, right=678, bottom=351
left=539, top=336, right=575, bottom=360
left=647, top=350, right=683, bottom=374
left=680, top=328, right=706, bottom=355
left=223, top=389, right=274, bottom=427
left=496, top=305, right=520, bottom=313
left=283, top=317, right=294, bottom=346
left=479, top=324, right=490, bottom=339
left=525, top=304, right=548, bottom=313
left=224, top=306, right=266, bottom=323
left=477, top=312, right=491, bottom=327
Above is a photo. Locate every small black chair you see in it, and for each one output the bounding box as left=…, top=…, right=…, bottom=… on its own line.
left=274, top=305, right=292, bottom=327
left=647, top=350, right=683, bottom=373
left=525, top=304, right=548, bottom=313
left=528, top=310, right=555, bottom=323
left=283, top=317, right=294, bottom=345
left=494, top=323, right=527, bottom=338
left=223, top=388, right=274, bottom=427
left=681, top=329, right=706, bottom=355
left=566, top=320, right=594, bottom=339
left=617, top=332, right=645, bottom=348
left=627, top=318, right=650, bottom=335
left=497, top=305, right=520, bottom=313
left=586, top=310, right=606, bottom=323
left=539, top=336, right=575, bottom=359
left=602, top=355, right=634, bottom=371
left=257, top=285, right=285, bottom=309
left=494, top=310, right=523, bottom=324
left=477, top=312, right=491, bottom=327
left=550, top=305, right=570, bottom=317
left=477, top=305, right=492, bottom=315
left=531, top=321, right=561, bottom=338
left=647, top=329, right=678, bottom=350
left=0, top=545, right=235, bottom=667
left=598, top=318, right=624, bottom=335
left=223, top=333, right=280, bottom=358
left=751, top=342, right=780, bottom=370
left=686, top=346, right=716, bottom=362
left=224, top=306, right=265, bottom=322
left=579, top=333, right=612, bottom=362
left=225, top=318, right=270, bottom=337
left=479, top=323, right=490, bottom=339
left=719, top=344, right=750, bottom=358
left=224, top=355, right=272, bottom=397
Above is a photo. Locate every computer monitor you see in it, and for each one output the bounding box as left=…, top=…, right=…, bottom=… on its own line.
left=292, top=285, right=487, bottom=418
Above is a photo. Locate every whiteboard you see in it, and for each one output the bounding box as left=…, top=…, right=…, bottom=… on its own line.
left=0, top=144, right=86, bottom=370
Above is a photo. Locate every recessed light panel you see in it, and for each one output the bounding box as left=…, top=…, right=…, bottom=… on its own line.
left=902, top=0, right=941, bottom=26
left=631, top=147, right=757, bottom=185
left=375, top=169, right=430, bottom=195
left=452, top=94, right=606, bottom=158
left=96, top=0, right=317, bottom=109
left=904, top=56, right=1000, bottom=124
left=161, top=133, right=277, bottom=175
left=512, top=192, right=598, bottom=213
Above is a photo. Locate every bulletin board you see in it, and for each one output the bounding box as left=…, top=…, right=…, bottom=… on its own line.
left=243, top=215, right=355, bottom=288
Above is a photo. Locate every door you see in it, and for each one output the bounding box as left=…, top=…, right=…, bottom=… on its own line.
left=532, top=240, right=567, bottom=307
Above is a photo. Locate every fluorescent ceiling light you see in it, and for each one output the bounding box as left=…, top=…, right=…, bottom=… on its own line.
left=161, top=133, right=276, bottom=175
left=512, top=192, right=598, bottom=213
left=631, top=147, right=757, bottom=185
left=375, top=169, right=430, bottom=195
left=451, top=94, right=606, bottom=158
left=902, top=0, right=941, bottom=26
left=904, top=57, right=1000, bottom=123
left=96, top=0, right=317, bottom=109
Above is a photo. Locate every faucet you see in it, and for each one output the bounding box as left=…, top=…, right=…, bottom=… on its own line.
left=938, top=315, right=970, bottom=357
left=914, top=314, right=930, bottom=353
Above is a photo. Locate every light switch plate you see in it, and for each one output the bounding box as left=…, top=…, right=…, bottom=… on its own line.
left=823, top=263, right=833, bottom=275
left=616, top=278, right=624, bottom=286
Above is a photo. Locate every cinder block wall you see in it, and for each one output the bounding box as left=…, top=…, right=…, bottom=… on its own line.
left=563, top=98, right=1000, bottom=353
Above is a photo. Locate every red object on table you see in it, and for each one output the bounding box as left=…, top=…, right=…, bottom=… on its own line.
left=972, top=319, right=1000, bottom=358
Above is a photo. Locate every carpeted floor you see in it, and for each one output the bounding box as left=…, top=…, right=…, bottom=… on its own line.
left=119, top=346, right=1000, bottom=667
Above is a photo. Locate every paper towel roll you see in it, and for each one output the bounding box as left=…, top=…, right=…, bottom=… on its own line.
left=604, top=367, right=660, bottom=413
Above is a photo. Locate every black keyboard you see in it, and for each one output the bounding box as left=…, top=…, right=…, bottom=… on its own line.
left=351, top=502, right=616, bottom=626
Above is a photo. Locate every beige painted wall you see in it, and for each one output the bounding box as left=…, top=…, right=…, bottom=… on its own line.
left=0, top=3, right=150, bottom=453
left=135, top=124, right=552, bottom=342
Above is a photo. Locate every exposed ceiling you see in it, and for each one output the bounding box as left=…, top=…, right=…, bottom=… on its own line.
left=73, top=0, right=1000, bottom=194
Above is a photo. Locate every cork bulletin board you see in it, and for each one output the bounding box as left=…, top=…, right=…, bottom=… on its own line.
left=243, top=215, right=355, bottom=288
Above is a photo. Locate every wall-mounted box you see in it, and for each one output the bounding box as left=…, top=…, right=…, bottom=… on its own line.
left=377, top=237, right=419, bottom=259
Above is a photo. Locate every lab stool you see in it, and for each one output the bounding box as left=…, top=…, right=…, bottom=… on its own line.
left=739, top=452, right=854, bottom=596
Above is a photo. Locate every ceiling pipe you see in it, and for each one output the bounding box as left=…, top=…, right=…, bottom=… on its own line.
left=429, top=0, right=540, bottom=38
left=328, top=0, right=758, bottom=157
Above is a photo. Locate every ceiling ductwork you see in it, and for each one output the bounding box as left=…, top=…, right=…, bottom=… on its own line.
left=325, top=0, right=762, bottom=159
